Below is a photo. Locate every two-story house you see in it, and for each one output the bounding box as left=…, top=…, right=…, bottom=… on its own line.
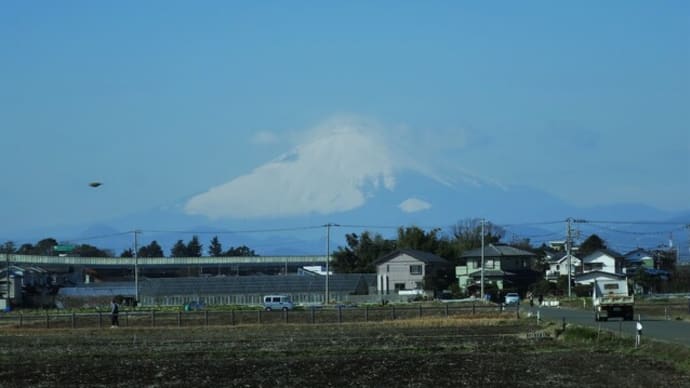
left=456, top=245, right=538, bottom=294
left=573, top=249, right=626, bottom=285
left=374, top=249, right=450, bottom=295
left=623, top=248, right=655, bottom=273
left=544, top=250, right=582, bottom=282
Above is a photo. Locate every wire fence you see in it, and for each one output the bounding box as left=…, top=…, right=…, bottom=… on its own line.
left=0, top=304, right=521, bottom=329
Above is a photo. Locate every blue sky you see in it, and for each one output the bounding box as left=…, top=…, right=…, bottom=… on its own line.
left=1, top=1, right=688, bottom=235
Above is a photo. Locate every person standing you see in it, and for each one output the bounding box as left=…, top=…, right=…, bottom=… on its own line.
left=110, top=298, right=120, bottom=328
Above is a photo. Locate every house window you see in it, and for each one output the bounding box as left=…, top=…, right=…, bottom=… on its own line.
left=556, top=265, right=560, bottom=271
left=387, top=265, right=390, bottom=273
left=410, top=265, right=422, bottom=275
left=394, top=283, right=406, bottom=291
left=585, top=263, right=603, bottom=271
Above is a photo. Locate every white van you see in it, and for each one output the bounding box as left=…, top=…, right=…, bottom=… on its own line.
left=263, top=295, right=294, bottom=311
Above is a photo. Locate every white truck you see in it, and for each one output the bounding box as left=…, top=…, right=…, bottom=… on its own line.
left=592, top=279, right=634, bottom=321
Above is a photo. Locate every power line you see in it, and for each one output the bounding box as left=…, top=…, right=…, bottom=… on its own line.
left=578, top=220, right=688, bottom=226
left=63, top=231, right=132, bottom=243
left=497, top=220, right=564, bottom=228
left=582, top=223, right=686, bottom=236
left=141, top=225, right=324, bottom=235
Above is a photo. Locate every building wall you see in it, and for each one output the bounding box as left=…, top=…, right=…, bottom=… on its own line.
left=456, top=255, right=534, bottom=290
left=583, top=253, right=619, bottom=274
left=547, top=257, right=581, bottom=277
left=376, top=254, right=426, bottom=294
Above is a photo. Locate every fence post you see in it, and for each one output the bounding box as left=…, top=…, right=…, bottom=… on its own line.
left=392, top=306, right=396, bottom=320
left=151, top=310, right=156, bottom=327
left=338, top=306, right=343, bottom=324
left=516, top=302, right=520, bottom=319
left=472, top=303, right=476, bottom=315
left=364, top=306, right=368, bottom=323
left=284, top=309, right=289, bottom=324
left=71, top=312, right=76, bottom=329
left=98, top=312, right=102, bottom=329
left=125, top=311, right=129, bottom=327
left=19, top=312, right=23, bottom=328
left=418, top=305, right=423, bottom=318
left=45, top=312, right=49, bottom=329
left=257, top=310, right=262, bottom=325
left=445, top=304, right=449, bottom=318
left=311, top=307, right=316, bottom=324
left=177, top=311, right=181, bottom=327
left=231, top=310, right=235, bottom=326
left=205, top=310, right=209, bottom=327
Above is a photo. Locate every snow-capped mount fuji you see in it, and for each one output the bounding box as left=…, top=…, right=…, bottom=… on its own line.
left=6, top=169, right=687, bottom=257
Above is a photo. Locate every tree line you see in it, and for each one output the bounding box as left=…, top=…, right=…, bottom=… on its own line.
left=0, top=236, right=257, bottom=258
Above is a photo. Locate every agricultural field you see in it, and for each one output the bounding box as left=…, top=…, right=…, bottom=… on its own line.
left=0, top=316, right=688, bottom=387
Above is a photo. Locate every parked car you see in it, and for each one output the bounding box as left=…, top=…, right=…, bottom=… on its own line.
left=504, top=293, right=520, bottom=305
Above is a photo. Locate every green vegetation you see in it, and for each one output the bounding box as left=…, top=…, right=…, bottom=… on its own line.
left=556, top=323, right=690, bottom=373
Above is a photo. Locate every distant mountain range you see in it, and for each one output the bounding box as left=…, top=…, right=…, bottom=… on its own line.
left=6, top=172, right=689, bottom=260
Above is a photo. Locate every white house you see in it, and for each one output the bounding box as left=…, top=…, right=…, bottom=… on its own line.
left=545, top=253, right=581, bottom=282
left=574, top=249, right=625, bottom=285
left=573, top=270, right=626, bottom=286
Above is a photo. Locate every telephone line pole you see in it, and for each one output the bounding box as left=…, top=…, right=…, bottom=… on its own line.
left=133, top=229, right=140, bottom=305
left=566, top=218, right=573, bottom=298
left=480, top=218, right=485, bottom=301
left=324, top=223, right=339, bottom=304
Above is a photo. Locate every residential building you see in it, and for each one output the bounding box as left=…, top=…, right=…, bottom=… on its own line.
left=456, top=245, right=538, bottom=294
left=573, top=249, right=626, bottom=286
left=544, top=251, right=582, bottom=282
left=623, top=248, right=655, bottom=273
left=374, top=249, right=450, bottom=295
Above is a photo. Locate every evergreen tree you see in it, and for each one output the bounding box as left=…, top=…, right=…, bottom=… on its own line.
left=186, top=235, right=202, bottom=257
left=578, top=234, right=607, bottom=257
left=208, top=236, right=223, bottom=257
left=224, top=245, right=257, bottom=257
left=138, top=240, right=164, bottom=258
left=0, top=241, right=16, bottom=254
left=331, top=231, right=396, bottom=273
left=170, top=240, right=188, bottom=257
left=73, top=244, right=110, bottom=257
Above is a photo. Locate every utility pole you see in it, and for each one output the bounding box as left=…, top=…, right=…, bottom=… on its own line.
left=480, top=218, right=485, bottom=301
left=685, top=225, right=690, bottom=265
left=5, top=251, right=9, bottom=307
left=133, top=229, right=140, bottom=305
left=566, top=218, right=572, bottom=298
left=324, top=223, right=339, bottom=304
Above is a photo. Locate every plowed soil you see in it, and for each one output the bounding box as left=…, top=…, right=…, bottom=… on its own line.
left=0, top=318, right=687, bottom=387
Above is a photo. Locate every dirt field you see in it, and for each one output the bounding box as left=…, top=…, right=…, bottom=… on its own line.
left=0, top=317, right=688, bottom=387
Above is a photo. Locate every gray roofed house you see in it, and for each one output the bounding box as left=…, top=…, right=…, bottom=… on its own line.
left=374, top=249, right=451, bottom=295
left=456, top=244, right=539, bottom=294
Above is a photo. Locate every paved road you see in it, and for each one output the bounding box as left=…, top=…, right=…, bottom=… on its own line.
left=524, top=306, right=690, bottom=346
